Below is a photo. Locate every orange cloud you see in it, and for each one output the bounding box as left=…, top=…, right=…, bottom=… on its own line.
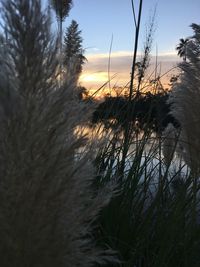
left=79, top=51, right=181, bottom=94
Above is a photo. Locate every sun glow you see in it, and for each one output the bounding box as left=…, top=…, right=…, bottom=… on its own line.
left=81, top=74, right=97, bottom=82
left=78, top=51, right=180, bottom=99
left=80, top=72, right=108, bottom=84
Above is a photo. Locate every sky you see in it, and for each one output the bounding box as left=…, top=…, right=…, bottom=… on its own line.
left=46, top=0, right=200, bottom=93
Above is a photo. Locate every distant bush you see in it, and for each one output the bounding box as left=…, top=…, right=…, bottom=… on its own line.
left=92, top=92, right=179, bottom=132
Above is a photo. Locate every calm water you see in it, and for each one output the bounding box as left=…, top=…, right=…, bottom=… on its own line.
left=75, top=122, right=189, bottom=180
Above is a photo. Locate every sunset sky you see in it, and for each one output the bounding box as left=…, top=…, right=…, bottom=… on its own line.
left=47, top=0, right=200, bottom=93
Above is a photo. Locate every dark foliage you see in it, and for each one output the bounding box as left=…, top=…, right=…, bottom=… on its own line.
left=51, top=0, right=73, bottom=21
left=64, top=20, right=86, bottom=74
left=92, top=93, right=179, bottom=133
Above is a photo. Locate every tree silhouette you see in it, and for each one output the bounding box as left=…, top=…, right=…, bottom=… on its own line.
left=64, top=20, right=86, bottom=76
left=51, top=0, right=72, bottom=21
left=50, top=0, right=73, bottom=82
left=176, top=38, right=189, bottom=61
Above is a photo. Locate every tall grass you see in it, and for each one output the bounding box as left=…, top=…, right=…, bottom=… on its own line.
left=0, top=0, right=199, bottom=266
left=92, top=3, right=200, bottom=267
left=93, top=105, right=200, bottom=267
left=0, top=1, right=116, bottom=266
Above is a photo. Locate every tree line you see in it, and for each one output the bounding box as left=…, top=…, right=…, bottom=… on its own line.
left=92, top=92, right=180, bottom=133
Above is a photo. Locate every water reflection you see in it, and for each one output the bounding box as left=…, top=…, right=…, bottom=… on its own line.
left=75, top=121, right=189, bottom=180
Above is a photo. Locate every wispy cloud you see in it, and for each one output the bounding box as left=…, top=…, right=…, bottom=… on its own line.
left=85, top=47, right=100, bottom=53
left=86, top=50, right=134, bottom=60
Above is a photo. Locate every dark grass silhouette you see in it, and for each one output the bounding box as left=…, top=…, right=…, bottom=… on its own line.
left=0, top=1, right=115, bottom=266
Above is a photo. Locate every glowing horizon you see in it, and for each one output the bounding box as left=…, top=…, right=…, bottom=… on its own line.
left=79, top=50, right=181, bottom=96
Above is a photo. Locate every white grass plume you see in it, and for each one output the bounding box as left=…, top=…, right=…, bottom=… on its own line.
left=162, top=123, right=178, bottom=166
left=169, top=24, right=200, bottom=174
left=0, top=0, right=115, bottom=266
